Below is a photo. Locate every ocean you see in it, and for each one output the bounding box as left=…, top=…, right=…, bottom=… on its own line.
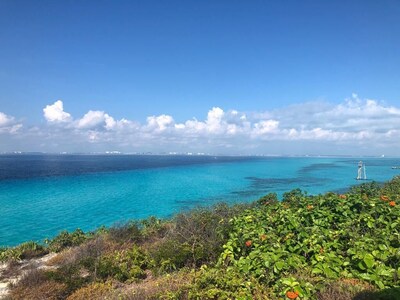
left=0, top=154, right=399, bottom=247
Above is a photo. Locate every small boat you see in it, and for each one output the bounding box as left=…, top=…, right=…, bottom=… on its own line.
left=392, top=166, right=400, bottom=169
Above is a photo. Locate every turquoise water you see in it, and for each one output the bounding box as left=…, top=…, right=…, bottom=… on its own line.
left=0, top=155, right=399, bottom=246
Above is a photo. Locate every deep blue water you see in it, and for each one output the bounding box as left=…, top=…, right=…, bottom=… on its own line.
left=0, top=154, right=399, bottom=246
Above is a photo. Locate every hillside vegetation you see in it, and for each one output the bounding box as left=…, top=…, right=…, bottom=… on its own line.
left=1, top=177, right=400, bottom=299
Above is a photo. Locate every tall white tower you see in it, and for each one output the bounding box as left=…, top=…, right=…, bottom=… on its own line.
left=357, top=161, right=367, bottom=180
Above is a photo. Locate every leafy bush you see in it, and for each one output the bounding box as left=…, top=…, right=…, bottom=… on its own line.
left=382, top=176, right=400, bottom=201
left=140, top=216, right=168, bottom=240
left=108, top=221, right=142, bottom=243
left=349, top=181, right=382, bottom=198
left=188, top=266, right=270, bottom=299
left=46, top=229, right=88, bottom=252
left=96, top=245, right=150, bottom=282
left=149, top=239, right=192, bottom=274
left=147, top=203, right=251, bottom=274
left=256, top=192, right=278, bottom=206
left=0, top=241, right=47, bottom=262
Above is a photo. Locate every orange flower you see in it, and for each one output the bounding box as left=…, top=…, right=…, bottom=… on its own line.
left=339, top=194, right=346, bottom=199
left=307, top=205, right=313, bottom=210
left=389, top=201, right=396, bottom=207
left=381, top=195, right=389, bottom=201
left=319, top=247, right=324, bottom=253
left=260, top=234, right=267, bottom=241
left=245, top=240, right=252, bottom=247
left=286, top=291, right=299, bottom=299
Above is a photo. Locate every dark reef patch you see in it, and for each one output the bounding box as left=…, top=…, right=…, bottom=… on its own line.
left=298, top=163, right=340, bottom=175
left=245, top=176, right=328, bottom=189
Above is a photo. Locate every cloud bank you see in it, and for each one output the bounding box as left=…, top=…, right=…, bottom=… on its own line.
left=1, top=94, right=400, bottom=155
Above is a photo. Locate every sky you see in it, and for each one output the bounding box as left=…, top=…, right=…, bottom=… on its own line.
left=1, top=0, right=400, bottom=155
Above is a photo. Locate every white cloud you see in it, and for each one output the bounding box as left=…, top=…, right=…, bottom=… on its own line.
left=43, top=100, right=72, bottom=123
left=146, top=114, right=174, bottom=131
left=76, top=110, right=107, bottom=129
left=206, top=107, right=224, bottom=133
left=253, top=120, right=279, bottom=136
left=0, top=112, right=14, bottom=127
left=0, top=112, right=22, bottom=134
left=104, top=114, right=116, bottom=130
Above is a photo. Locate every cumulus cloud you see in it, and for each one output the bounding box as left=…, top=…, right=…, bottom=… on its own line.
left=76, top=110, right=108, bottom=129
left=253, top=120, right=279, bottom=136
left=0, top=112, right=14, bottom=127
left=0, top=112, right=22, bottom=134
left=146, top=114, right=175, bottom=131
left=43, top=100, right=72, bottom=123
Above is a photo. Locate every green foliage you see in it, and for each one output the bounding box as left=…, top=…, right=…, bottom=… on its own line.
left=188, top=266, right=270, bottom=299
left=149, top=202, right=253, bottom=274
left=282, top=188, right=307, bottom=204
left=46, top=229, right=88, bottom=252
left=140, top=216, right=167, bottom=239
left=360, top=287, right=400, bottom=300
left=0, top=241, right=47, bottom=261
left=382, top=176, right=400, bottom=202
left=349, top=181, right=382, bottom=198
left=203, top=176, right=400, bottom=298
left=108, top=221, right=142, bottom=243
left=96, top=245, right=151, bottom=282
left=150, top=240, right=193, bottom=274
left=256, top=192, right=278, bottom=206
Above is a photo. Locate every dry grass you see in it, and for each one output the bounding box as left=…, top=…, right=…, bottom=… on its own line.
left=120, top=269, right=192, bottom=300
left=317, top=279, right=375, bottom=300
left=65, top=270, right=192, bottom=300
left=0, top=260, right=21, bottom=281
left=9, top=268, right=68, bottom=300
left=46, top=236, right=119, bottom=268
left=66, top=281, right=116, bottom=300
left=9, top=280, right=68, bottom=300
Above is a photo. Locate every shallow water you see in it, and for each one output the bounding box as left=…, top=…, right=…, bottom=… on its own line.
left=0, top=155, right=399, bottom=246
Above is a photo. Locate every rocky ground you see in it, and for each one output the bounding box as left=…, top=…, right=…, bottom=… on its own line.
left=0, top=253, right=57, bottom=299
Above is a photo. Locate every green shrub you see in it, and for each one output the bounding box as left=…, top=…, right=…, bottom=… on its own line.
left=150, top=239, right=192, bottom=274
left=382, top=176, right=400, bottom=201
left=108, top=221, right=142, bottom=243
left=0, top=241, right=47, bottom=262
left=349, top=181, right=382, bottom=198
left=172, top=203, right=251, bottom=266
left=256, top=192, right=278, bottom=206
left=96, top=245, right=150, bottom=282
left=46, top=229, right=88, bottom=252
left=140, top=216, right=168, bottom=239
left=188, top=266, right=270, bottom=299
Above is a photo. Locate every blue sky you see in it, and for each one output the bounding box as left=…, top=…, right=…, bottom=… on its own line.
left=1, top=1, right=400, bottom=155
